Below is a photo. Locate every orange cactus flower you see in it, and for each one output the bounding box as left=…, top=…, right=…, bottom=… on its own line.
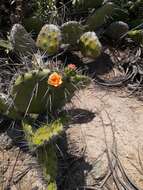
left=48, top=72, right=63, bottom=87
left=68, top=64, right=77, bottom=70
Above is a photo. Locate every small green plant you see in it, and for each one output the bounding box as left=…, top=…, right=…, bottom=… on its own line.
left=0, top=53, right=91, bottom=189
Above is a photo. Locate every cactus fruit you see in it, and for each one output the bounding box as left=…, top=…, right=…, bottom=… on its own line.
left=79, top=31, right=102, bottom=58
left=10, top=24, right=37, bottom=55
left=61, top=21, right=84, bottom=47
left=128, top=30, right=143, bottom=44
left=36, top=24, right=62, bottom=55
left=106, top=21, right=129, bottom=40
left=72, top=0, right=103, bottom=9
left=86, top=2, right=115, bottom=31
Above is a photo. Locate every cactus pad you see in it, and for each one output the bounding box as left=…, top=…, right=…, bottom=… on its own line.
left=12, top=69, right=51, bottom=114
left=61, top=21, right=84, bottom=46
left=23, top=120, right=63, bottom=190
left=32, top=120, right=63, bottom=146
left=23, top=119, right=63, bottom=147
left=86, top=2, right=115, bottom=31
left=79, top=31, right=102, bottom=58
left=11, top=68, right=90, bottom=114
left=10, top=24, right=37, bottom=55
left=128, top=30, right=143, bottom=44
left=36, top=24, right=62, bottom=55
left=106, top=21, right=129, bottom=40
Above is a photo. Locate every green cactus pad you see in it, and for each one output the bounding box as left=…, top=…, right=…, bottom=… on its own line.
left=128, top=30, right=143, bottom=44
left=23, top=120, right=61, bottom=190
left=12, top=69, right=51, bottom=114
left=36, top=24, right=61, bottom=55
left=23, top=119, right=63, bottom=146
left=106, top=21, right=129, bottom=40
left=12, top=69, right=87, bottom=114
left=79, top=31, right=102, bottom=59
left=61, top=21, right=84, bottom=46
left=37, top=144, right=57, bottom=190
left=10, top=24, right=37, bottom=55
left=86, top=2, right=115, bottom=31
left=32, top=120, right=63, bottom=145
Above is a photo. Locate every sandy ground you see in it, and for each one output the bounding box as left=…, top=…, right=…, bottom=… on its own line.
left=66, top=84, right=143, bottom=189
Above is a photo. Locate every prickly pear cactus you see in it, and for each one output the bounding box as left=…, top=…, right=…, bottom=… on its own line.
left=12, top=69, right=52, bottom=114
left=36, top=24, right=62, bottom=55
left=106, top=21, right=129, bottom=40
left=10, top=24, right=37, bottom=55
left=23, top=120, right=64, bottom=190
left=72, top=0, right=103, bottom=9
left=86, top=2, right=115, bottom=31
left=11, top=67, right=91, bottom=115
left=61, top=21, right=84, bottom=47
left=37, top=144, right=57, bottom=190
left=79, top=31, right=102, bottom=58
left=128, top=30, right=143, bottom=44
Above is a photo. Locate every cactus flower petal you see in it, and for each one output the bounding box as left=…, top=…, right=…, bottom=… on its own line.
left=48, top=72, right=63, bottom=87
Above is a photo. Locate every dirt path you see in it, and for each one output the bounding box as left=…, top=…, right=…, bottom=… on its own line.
left=66, top=85, right=143, bottom=189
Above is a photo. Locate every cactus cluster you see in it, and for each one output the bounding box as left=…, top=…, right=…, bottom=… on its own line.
left=0, top=43, right=91, bottom=189
left=7, top=0, right=134, bottom=59
left=0, top=64, right=90, bottom=119
left=10, top=22, right=102, bottom=59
